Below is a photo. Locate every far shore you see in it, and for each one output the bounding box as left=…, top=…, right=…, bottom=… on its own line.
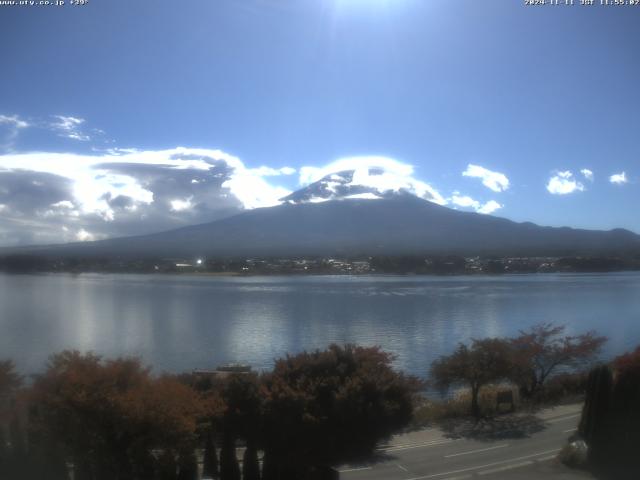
left=1, top=269, right=640, bottom=277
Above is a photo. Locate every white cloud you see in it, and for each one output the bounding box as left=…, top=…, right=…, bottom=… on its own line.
left=0, top=114, right=30, bottom=150
left=95, top=147, right=140, bottom=156
left=170, top=197, right=193, bottom=212
left=462, top=164, right=510, bottom=192
left=450, top=194, right=479, bottom=209
left=222, top=170, right=291, bottom=210
left=299, top=156, right=446, bottom=205
left=0, top=146, right=510, bottom=246
left=279, top=166, right=296, bottom=176
left=75, top=229, right=95, bottom=242
left=300, top=156, right=411, bottom=185
left=40, top=200, right=80, bottom=218
left=51, top=200, right=75, bottom=209
left=0, top=115, right=29, bottom=130
left=249, top=166, right=296, bottom=176
left=546, top=171, right=585, bottom=195
left=344, top=192, right=382, bottom=200
left=580, top=169, right=594, bottom=181
left=450, top=193, right=502, bottom=215
left=50, top=115, right=91, bottom=141
left=477, top=200, right=502, bottom=214
left=609, top=172, right=628, bottom=185
left=0, top=146, right=297, bottom=247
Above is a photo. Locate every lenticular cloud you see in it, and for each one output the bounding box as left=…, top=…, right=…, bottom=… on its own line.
left=298, top=156, right=446, bottom=205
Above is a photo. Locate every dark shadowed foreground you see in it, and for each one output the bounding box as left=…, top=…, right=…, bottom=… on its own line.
left=0, top=345, right=420, bottom=480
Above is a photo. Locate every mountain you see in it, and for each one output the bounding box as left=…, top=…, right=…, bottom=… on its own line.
left=279, top=168, right=444, bottom=205
left=280, top=169, right=400, bottom=204
left=6, top=189, right=640, bottom=259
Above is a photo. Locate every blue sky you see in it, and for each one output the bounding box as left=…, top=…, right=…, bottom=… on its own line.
left=0, top=0, right=639, bottom=246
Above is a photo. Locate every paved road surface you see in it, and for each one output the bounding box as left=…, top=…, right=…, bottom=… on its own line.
left=338, top=404, right=592, bottom=480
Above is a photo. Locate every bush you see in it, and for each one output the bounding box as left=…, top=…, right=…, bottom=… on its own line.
left=532, top=373, right=588, bottom=405
left=576, top=350, right=640, bottom=479
left=558, top=440, right=588, bottom=468
left=412, top=385, right=520, bottom=426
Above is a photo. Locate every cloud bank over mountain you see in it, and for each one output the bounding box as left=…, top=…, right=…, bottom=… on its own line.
left=0, top=147, right=513, bottom=246
left=0, top=148, right=295, bottom=246
left=0, top=128, right=633, bottom=247
left=295, top=156, right=447, bottom=205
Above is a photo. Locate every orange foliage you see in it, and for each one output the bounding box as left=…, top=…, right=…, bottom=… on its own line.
left=29, top=351, right=207, bottom=476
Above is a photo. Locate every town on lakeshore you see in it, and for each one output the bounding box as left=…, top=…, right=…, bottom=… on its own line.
left=1, top=253, right=639, bottom=275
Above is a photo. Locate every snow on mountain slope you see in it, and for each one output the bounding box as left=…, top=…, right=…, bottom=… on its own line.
left=280, top=168, right=446, bottom=205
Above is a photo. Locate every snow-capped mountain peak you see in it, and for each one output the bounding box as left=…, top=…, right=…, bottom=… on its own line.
left=280, top=168, right=444, bottom=205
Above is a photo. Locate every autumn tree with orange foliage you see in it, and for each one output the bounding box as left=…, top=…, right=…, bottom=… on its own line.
left=510, top=323, right=606, bottom=399
left=260, top=344, right=421, bottom=480
left=3, top=345, right=421, bottom=480
left=29, top=351, right=205, bottom=480
left=430, top=338, right=514, bottom=418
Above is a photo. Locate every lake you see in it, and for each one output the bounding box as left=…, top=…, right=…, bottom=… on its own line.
left=1, top=272, right=639, bottom=378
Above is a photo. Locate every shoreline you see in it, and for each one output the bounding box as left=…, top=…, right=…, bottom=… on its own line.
left=1, top=268, right=639, bottom=277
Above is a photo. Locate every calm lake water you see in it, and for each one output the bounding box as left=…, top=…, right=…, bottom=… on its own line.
left=1, top=272, right=639, bottom=378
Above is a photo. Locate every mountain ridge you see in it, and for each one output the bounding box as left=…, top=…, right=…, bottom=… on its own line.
left=3, top=193, right=639, bottom=259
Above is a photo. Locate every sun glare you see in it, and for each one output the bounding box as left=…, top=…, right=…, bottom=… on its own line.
left=330, top=0, right=410, bottom=14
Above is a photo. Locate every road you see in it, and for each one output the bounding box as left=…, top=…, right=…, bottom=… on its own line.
left=338, top=404, right=592, bottom=480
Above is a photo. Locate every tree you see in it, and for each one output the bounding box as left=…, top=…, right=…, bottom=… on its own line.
left=261, top=344, right=420, bottom=477
left=0, top=360, right=22, bottom=427
left=0, top=360, right=22, bottom=396
left=219, top=433, right=240, bottom=480
left=430, top=338, right=513, bottom=418
left=0, top=360, right=25, bottom=479
left=156, top=450, right=178, bottom=480
left=201, top=431, right=219, bottom=479
left=220, top=373, right=262, bottom=443
left=242, top=443, right=260, bottom=480
left=216, top=373, right=261, bottom=480
left=177, top=449, right=198, bottom=480
left=29, top=351, right=204, bottom=479
left=0, top=429, right=7, bottom=475
left=613, top=345, right=640, bottom=380
left=510, top=323, right=606, bottom=399
left=577, top=346, right=640, bottom=479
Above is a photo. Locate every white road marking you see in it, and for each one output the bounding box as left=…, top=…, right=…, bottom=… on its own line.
left=546, top=413, right=580, bottom=423
left=378, top=438, right=449, bottom=450
left=477, top=453, right=558, bottom=475
left=338, top=466, right=372, bottom=473
left=380, top=438, right=456, bottom=452
left=563, top=427, right=578, bottom=433
left=478, top=460, right=534, bottom=476
left=397, top=464, right=409, bottom=472
left=404, top=448, right=561, bottom=480
left=444, top=443, right=509, bottom=458
left=535, top=454, right=559, bottom=462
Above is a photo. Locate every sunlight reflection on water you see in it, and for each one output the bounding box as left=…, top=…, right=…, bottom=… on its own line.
left=1, top=272, right=639, bottom=378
